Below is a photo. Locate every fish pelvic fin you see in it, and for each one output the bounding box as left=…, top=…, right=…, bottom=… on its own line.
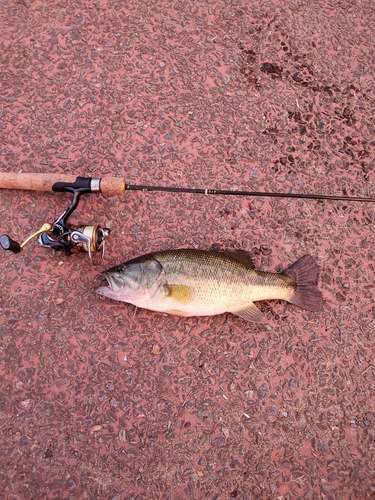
left=231, top=303, right=264, bottom=323
left=284, top=255, right=323, bottom=312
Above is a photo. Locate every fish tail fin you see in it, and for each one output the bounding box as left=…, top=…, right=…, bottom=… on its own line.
left=284, top=255, right=323, bottom=312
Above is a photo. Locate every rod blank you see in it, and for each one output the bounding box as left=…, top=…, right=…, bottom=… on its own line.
left=126, top=184, right=375, bottom=203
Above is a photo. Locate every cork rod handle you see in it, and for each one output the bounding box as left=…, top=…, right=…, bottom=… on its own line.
left=99, top=176, right=126, bottom=195
left=0, top=173, right=126, bottom=195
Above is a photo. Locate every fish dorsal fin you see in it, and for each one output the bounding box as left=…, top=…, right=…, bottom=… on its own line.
left=218, top=250, right=255, bottom=269
left=231, top=303, right=264, bottom=323
left=165, top=284, right=193, bottom=303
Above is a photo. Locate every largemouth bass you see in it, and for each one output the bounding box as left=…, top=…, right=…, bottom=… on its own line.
left=96, top=249, right=322, bottom=322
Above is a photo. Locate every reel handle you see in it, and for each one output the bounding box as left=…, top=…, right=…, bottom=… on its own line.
left=0, top=223, right=53, bottom=254
left=0, top=235, right=21, bottom=253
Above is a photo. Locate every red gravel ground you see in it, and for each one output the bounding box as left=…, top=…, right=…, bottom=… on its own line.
left=1, top=0, right=375, bottom=498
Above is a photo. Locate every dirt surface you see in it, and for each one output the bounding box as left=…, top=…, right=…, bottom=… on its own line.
left=1, top=0, right=375, bottom=498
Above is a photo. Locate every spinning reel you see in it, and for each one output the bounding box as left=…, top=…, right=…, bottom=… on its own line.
left=0, top=177, right=110, bottom=259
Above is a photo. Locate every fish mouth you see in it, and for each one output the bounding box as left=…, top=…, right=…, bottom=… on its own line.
left=95, top=273, right=124, bottom=298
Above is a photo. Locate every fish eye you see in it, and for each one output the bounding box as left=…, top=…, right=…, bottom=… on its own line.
left=117, top=265, right=125, bottom=273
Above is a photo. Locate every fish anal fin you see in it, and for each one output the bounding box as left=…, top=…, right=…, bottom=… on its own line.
left=165, top=284, right=193, bottom=303
left=231, top=303, right=264, bottom=323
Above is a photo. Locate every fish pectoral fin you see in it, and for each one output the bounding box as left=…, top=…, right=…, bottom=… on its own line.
left=231, top=303, right=264, bottom=323
left=164, top=284, right=193, bottom=303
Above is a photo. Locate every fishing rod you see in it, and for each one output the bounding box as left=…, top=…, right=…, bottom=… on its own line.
left=0, top=172, right=374, bottom=257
